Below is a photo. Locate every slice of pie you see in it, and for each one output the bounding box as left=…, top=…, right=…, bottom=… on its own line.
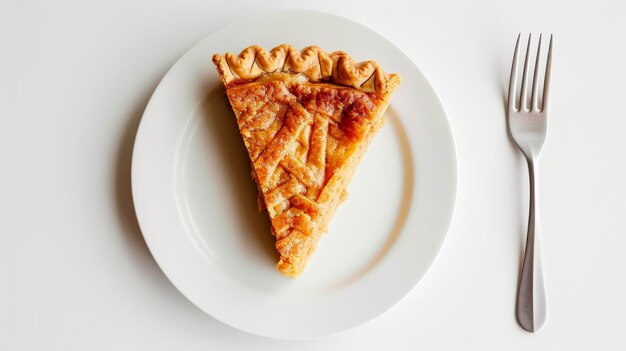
left=213, top=44, right=400, bottom=277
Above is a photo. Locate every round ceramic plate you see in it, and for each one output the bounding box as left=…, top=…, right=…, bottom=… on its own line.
left=132, top=10, right=457, bottom=340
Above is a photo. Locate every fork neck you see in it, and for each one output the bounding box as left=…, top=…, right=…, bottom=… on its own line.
left=525, top=156, right=539, bottom=212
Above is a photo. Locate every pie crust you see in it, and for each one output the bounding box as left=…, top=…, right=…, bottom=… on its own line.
left=213, top=45, right=400, bottom=276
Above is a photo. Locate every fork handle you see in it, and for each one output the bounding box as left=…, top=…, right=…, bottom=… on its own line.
left=516, top=158, right=547, bottom=332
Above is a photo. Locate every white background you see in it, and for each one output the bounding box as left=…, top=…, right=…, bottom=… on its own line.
left=1, top=0, right=625, bottom=349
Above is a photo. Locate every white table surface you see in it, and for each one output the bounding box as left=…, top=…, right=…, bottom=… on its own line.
left=2, top=0, right=625, bottom=349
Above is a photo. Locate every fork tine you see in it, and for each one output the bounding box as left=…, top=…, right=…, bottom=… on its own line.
left=541, top=34, right=553, bottom=112
left=508, top=34, right=521, bottom=112
left=519, top=34, right=532, bottom=111
left=531, top=34, right=543, bottom=111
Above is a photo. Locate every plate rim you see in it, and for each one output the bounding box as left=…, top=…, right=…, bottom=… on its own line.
left=131, top=9, right=458, bottom=340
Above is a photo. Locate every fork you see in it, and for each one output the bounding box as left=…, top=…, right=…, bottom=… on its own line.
left=507, top=33, right=553, bottom=333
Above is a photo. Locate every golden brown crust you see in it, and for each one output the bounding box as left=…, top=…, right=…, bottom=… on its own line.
left=213, top=45, right=400, bottom=277
left=213, top=44, right=400, bottom=94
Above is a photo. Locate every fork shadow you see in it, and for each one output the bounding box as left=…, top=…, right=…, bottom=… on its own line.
left=501, top=92, right=527, bottom=266
left=498, top=50, right=529, bottom=321
left=497, top=47, right=527, bottom=262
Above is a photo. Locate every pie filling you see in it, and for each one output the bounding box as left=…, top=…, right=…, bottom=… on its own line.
left=213, top=45, right=400, bottom=277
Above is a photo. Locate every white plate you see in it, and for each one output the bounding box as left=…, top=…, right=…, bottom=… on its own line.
left=132, top=10, right=457, bottom=340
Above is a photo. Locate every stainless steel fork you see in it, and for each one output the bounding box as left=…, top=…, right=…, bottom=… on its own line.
left=507, top=33, right=553, bottom=333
